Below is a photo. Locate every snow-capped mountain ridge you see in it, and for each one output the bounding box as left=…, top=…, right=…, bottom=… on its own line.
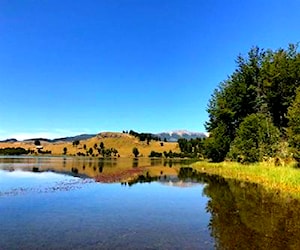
left=156, top=130, right=207, bottom=142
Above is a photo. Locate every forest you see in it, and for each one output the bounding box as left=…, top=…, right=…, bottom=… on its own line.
left=203, top=43, right=300, bottom=163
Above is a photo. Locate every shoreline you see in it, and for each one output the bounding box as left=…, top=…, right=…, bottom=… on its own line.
left=191, top=161, right=300, bottom=198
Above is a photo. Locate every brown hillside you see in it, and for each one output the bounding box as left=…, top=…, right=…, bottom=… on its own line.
left=0, top=132, right=179, bottom=157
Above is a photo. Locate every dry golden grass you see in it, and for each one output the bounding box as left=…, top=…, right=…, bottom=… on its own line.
left=0, top=132, right=180, bottom=157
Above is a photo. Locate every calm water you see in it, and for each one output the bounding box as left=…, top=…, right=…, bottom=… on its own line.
left=1, top=157, right=300, bottom=249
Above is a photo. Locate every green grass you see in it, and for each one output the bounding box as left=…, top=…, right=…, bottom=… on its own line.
left=192, top=160, right=300, bottom=197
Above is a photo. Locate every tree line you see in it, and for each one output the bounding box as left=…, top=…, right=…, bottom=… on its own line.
left=0, top=147, right=29, bottom=155
left=127, top=130, right=161, bottom=144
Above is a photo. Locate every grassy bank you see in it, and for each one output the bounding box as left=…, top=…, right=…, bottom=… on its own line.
left=192, top=160, right=300, bottom=197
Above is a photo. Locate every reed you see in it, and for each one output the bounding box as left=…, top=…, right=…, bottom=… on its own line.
left=192, top=160, right=300, bottom=197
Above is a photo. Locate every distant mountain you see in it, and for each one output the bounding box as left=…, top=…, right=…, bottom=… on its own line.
left=22, top=134, right=97, bottom=143
left=51, top=134, right=97, bottom=142
left=0, top=138, right=18, bottom=143
left=23, top=138, right=52, bottom=143
left=156, top=130, right=207, bottom=142
left=1, top=131, right=206, bottom=143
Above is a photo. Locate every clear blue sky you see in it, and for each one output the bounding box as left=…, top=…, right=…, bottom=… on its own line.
left=0, top=0, right=299, bottom=140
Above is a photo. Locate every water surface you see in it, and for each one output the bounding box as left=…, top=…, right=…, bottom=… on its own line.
left=2, top=156, right=300, bottom=249
left=0, top=156, right=213, bottom=249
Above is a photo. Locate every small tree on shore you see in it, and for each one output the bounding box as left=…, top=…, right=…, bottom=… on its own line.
left=34, top=140, right=41, bottom=146
left=132, top=147, right=139, bottom=157
left=73, top=140, right=80, bottom=147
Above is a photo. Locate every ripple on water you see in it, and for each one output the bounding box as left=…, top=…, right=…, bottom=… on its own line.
left=0, top=170, right=94, bottom=197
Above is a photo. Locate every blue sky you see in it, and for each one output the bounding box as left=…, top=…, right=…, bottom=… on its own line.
left=0, top=0, right=299, bottom=140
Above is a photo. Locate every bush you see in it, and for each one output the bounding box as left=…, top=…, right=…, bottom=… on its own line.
left=0, top=147, right=29, bottom=155
left=149, top=151, right=163, bottom=157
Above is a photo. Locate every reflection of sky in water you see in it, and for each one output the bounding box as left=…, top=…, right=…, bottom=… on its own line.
left=0, top=169, right=214, bottom=249
left=0, top=170, right=91, bottom=195
left=0, top=170, right=72, bottom=179
left=0, top=157, right=214, bottom=249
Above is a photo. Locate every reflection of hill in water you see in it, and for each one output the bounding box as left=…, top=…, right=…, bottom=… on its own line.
left=126, top=167, right=207, bottom=187
left=0, top=157, right=197, bottom=183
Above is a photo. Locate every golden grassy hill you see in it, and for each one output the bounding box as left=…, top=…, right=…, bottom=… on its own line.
left=0, top=132, right=180, bottom=157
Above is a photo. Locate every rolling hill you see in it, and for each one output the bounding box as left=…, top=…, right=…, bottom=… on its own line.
left=0, top=132, right=180, bottom=157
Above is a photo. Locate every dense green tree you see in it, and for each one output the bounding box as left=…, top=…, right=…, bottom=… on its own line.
left=34, top=139, right=41, bottom=146
left=262, top=45, right=300, bottom=129
left=63, top=147, right=67, bottom=155
left=177, top=137, right=205, bottom=158
left=228, top=113, right=280, bottom=162
left=129, top=130, right=160, bottom=142
left=112, top=148, right=118, bottom=157
left=149, top=151, right=162, bottom=157
left=204, top=122, right=232, bottom=162
left=0, top=147, right=29, bottom=155
left=104, top=148, right=112, bottom=157
left=72, top=140, right=80, bottom=147
left=205, top=44, right=300, bottom=162
left=287, top=87, right=300, bottom=161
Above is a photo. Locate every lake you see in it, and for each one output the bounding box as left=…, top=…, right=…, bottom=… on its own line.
left=1, top=156, right=300, bottom=249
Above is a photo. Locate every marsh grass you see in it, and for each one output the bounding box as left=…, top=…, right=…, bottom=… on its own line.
left=193, top=160, right=300, bottom=198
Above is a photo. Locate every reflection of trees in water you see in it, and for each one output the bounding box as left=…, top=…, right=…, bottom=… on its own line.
left=203, top=175, right=300, bottom=249
left=162, top=159, right=173, bottom=167
left=126, top=167, right=205, bottom=187
left=132, top=158, right=139, bottom=168
left=150, top=158, right=163, bottom=166
left=177, top=167, right=206, bottom=183
left=71, top=167, right=78, bottom=174
left=98, top=160, right=104, bottom=173
left=126, top=172, right=158, bottom=186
